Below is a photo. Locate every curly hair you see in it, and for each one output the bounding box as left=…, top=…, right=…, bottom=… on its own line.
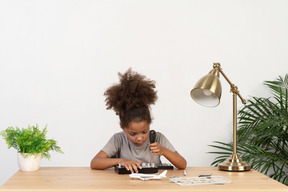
left=104, top=68, right=158, bottom=128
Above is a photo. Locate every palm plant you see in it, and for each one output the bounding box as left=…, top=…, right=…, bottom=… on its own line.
left=209, top=74, right=288, bottom=185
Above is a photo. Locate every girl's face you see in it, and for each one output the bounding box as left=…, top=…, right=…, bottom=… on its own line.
left=123, top=121, right=150, bottom=146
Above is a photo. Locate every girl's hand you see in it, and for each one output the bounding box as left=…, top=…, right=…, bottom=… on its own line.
left=120, top=159, right=142, bottom=173
left=149, top=142, right=166, bottom=156
left=149, top=143, right=187, bottom=169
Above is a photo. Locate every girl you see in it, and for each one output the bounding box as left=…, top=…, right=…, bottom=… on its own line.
left=90, top=68, right=187, bottom=173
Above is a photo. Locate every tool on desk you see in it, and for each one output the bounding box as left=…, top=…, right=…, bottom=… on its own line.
left=199, top=174, right=212, bottom=178
left=149, top=130, right=156, bottom=167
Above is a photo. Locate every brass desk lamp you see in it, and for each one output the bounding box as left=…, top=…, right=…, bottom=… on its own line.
left=190, top=63, right=251, bottom=171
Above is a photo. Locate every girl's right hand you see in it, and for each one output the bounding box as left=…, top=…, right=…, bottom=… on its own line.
left=120, top=160, right=142, bottom=173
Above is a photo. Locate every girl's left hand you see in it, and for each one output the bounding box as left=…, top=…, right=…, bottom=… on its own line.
left=149, top=142, right=187, bottom=169
left=149, top=142, right=167, bottom=156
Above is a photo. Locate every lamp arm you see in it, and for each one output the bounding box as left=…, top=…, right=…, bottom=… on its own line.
left=214, top=63, right=246, bottom=105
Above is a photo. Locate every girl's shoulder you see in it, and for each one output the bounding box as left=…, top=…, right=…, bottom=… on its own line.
left=111, top=131, right=128, bottom=142
left=155, top=131, right=164, bottom=136
left=113, top=131, right=125, bottom=137
left=155, top=131, right=167, bottom=140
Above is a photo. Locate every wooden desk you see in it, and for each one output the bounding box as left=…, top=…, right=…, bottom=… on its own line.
left=0, top=167, right=287, bottom=192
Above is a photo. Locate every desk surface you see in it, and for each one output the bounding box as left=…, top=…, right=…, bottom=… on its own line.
left=0, top=167, right=287, bottom=192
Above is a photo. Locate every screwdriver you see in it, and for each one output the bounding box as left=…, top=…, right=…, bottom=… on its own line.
left=149, top=130, right=156, bottom=167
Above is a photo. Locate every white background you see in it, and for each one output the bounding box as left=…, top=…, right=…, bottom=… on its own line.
left=1, top=0, right=288, bottom=185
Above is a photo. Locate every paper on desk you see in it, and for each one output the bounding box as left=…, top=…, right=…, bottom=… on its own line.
left=170, top=176, right=232, bottom=186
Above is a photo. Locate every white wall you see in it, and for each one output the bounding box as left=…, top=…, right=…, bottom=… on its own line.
left=1, top=0, right=288, bottom=185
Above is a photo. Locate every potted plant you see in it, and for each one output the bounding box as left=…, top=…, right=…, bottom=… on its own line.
left=0, top=124, right=63, bottom=171
left=209, top=74, right=288, bottom=185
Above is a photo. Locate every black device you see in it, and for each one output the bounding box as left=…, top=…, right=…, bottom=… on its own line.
left=114, top=163, right=173, bottom=174
left=114, top=165, right=158, bottom=174
left=149, top=130, right=156, bottom=143
left=149, top=130, right=156, bottom=167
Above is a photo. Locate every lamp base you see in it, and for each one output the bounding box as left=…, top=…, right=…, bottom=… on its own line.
left=218, top=154, right=251, bottom=171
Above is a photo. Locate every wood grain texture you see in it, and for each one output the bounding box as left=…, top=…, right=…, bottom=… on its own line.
left=0, top=167, right=287, bottom=192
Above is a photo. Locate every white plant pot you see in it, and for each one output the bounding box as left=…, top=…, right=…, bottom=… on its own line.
left=17, top=153, right=42, bottom=171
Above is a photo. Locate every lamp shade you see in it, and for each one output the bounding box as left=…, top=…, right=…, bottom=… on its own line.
left=190, top=68, right=222, bottom=107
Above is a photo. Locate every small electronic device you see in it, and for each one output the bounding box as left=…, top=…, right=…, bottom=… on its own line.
left=114, top=163, right=173, bottom=174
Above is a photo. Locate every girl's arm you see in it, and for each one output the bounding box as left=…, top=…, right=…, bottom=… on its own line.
left=149, top=143, right=187, bottom=169
left=90, top=150, right=142, bottom=173
left=90, top=150, right=119, bottom=170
